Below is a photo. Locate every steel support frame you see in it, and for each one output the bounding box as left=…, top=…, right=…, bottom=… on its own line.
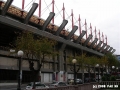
left=24, top=3, right=38, bottom=24
left=83, top=34, right=93, bottom=46
left=0, top=15, right=104, bottom=56
left=1, top=0, right=13, bottom=15
left=66, top=25, right=78, bottom=40
left=90, top=38, right=98, bottom=48
left=75, top=30, right=86, bottom=44
left=56, top=20, right=68, bottom=36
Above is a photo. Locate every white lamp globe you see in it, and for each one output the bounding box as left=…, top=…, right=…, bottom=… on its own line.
left=72, top=59, right=77, bottom=64
left=17, top=50, right=24, bottom=57
left=96, top=64, right=99, bottom=67
left=112, top=66, right=115, bottom=69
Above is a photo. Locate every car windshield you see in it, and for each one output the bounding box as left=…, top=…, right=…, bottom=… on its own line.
left=59, top=82, right=66, bottom=85
left=27, top=83, right=32, bottom=86
left=27, top=82, right=43, bottom=86
left=76, top=79, right=82, bottom=81
left=35, top=83, right=45, bottom=87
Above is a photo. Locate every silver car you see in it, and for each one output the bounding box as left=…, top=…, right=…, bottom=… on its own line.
left=25, top=82, right=49, bottom=90
left=49, top=81, right=67, bottom=87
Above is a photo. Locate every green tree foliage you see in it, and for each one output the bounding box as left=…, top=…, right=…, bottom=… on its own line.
left=76, top=53, right=87, bottom=67
left=66, top=52, right=86, bottom=73
left=105, top=53, right=118, bottom=67
left=14, top=31, right=57, bottom=86
left=89, top=56, right=99, bottom=66
left=99, top=55, right=108, bottom=67
left=15, top=31, right=57, bottom=70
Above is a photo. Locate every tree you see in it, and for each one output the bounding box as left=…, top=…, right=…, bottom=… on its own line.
left=14, top=31, right=57, bottom=87
left=67, top=52, right=88, bottom=83
left=105, top=53, right=118, bottom=70
left=85, top=56, right=99, bottom=80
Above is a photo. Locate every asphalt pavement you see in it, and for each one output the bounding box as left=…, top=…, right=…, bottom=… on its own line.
left=0, top=83, right=27, bottom=90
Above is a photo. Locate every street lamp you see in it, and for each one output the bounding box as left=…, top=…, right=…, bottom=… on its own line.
left=72, top=59, right=77, bottom=85
left=96, top=64, right=100, bottom=83
left=112, top=66, right=115, bottom=69
left=112, top=66, right=115, bottom=75
left=17, top=50, right=24, bottom=90
left=116, top=67, right=118, bottom=71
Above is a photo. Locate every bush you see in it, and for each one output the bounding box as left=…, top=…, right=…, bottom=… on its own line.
left=116, top=76, right=120, bottom=79
left=102, top=75, right=110, bottom=81
left=102, top=76, right=106, bottom=81
left=103, top=74, right=111, bottom=81
left=110, top=75, right=116, bottom=81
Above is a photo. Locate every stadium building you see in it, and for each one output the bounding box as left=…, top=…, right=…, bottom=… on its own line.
left=0, top=0, right=115, bottom=83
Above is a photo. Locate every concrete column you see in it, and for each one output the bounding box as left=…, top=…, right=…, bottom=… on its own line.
left=57, top=50, right=64, bottom=81
left=65, top=72, right=68, bottom=82
left=64, top=51, right=67, bottom=82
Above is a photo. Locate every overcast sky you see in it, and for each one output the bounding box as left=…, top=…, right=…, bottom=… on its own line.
left=3, top=0, right=120, bottom=55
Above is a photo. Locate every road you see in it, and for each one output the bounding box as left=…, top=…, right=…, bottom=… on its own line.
left=0, top=84, right=26, bottom=90
left=98, top=89, right=119, bottom=90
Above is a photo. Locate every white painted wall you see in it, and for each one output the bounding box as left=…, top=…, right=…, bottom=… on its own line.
left=41, top=73, right=52, bottom=83
left=68, top=74, right=74, bottom=79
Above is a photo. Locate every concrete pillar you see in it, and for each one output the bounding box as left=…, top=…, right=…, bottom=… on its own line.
left=65, top=72, right=68, bottom=82
left=38, top=71, right=41, bottom=82
left=57, top=50, right=64, bottom=81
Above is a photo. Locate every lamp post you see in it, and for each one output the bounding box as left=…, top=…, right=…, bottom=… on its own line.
left=72, top=59, right=77, bottom=85
left=116, top=67, right=118, bottom=72
left=112, top=66, right=115, bottom=69
left=96, top=64, right=100, bottom=83
left=112, top=66, right=115, bottom=75
left=17, top=50, right=24, bottom=90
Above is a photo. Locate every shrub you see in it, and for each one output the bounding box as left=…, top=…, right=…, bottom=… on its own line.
left=110, top=75, right=116, bottom=81
left=102, top=76, right=107, bottom=81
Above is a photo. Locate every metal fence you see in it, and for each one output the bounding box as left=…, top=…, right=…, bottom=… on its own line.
left=100, top=81, right=120, bottom=89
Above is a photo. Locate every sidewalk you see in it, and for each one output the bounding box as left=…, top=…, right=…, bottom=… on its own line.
left=0, top=83, right=17, bottom=86
left=0, top=83, right=27, bottom=86
left=0, top=83, right=27, bottom=90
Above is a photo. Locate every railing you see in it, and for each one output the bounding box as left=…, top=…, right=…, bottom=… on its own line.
left=101, top=81, right=120, bottom=85
left=33, top=82, right=98, bottom=90
left=99, top=81, right=120, bottom=89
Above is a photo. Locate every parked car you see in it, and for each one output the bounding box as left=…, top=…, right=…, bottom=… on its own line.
left=67, top=79, right=74, bottom=84
left=91, top=78, right=96, bottom=82
left=68, top=78, right=83, bottom=85
left=76, top=79, right=83, bottom=84
left=84, top=77, right=96, bottom=83
left=67, top=79, right=72, bottom=84
left=84, top=77, right=90, bottom=83
left=95, top=75, right=102, bottom=82
left=25, top=82, right=49, bottom=90
left=49, top=81, right=67, bottom=87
